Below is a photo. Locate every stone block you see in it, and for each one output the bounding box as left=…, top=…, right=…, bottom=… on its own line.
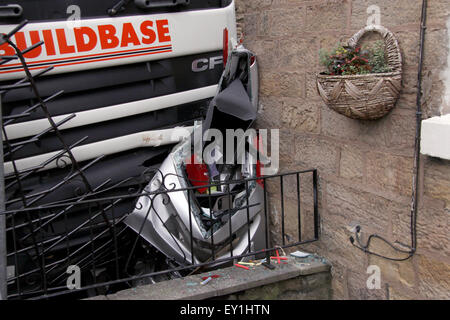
left=267, top=8, right=305, bottom=38
left=329, top=261, right=349, bottom=299
left=281, top=98, right=320, bottom=133
left=242, top=0, right=273, bottom=12
left=295, top=135, right=340, bottom=176
left=268, top=193, right=316, bottom=246
left=340, top=145, right=365, bottom=181
left=423, top=28, right=448, bottom=71
left=242, top=12, right=267, bottom=39
left=278, top=37, right=320, bottom=72
left=427, top=0, right=450, bottom=22
left=350, top=0, right=421, bottom=30
left=416, top=255, right=450, bottom=299
left=395, top=30, right=420, bottom=72
left=320, top=105, right=391, bottom=149
left=232, top=272, right=331, bottom=300
left=278, top=129, right=296, bottom=167
left=424, top=158, right=450, bottom=207
left=416, top=204, right=449, bottom=254
left=317, top=214, right=368, bottom=271
left=260, top=71, right=305, bottom=98
left=275, top=170, right=319, bottom=206
left=271, top=0, right=304, bottom=9
left=306, top=0, right=349, bottom=32
left=245, top=39, right=280, bottom=72
left=325, top=182, right=393, bottom=234
left=388, top=285, right=419, bottom=300
left=421, top=68, right=445, bottom=118
left=392, top=197, right=448, bottom=255
left=368, top=246, right=417, bottom=288
left=385, top=113, right=416, bottom=150
left=256, top=95, right=282, bottom=128
left=366, top=152, right=414, bottom=196
left=347, top=268, right=388, bottom=300
left=394, top=93, right=417, bottom=111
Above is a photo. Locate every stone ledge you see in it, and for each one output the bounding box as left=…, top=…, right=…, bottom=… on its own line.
left=421, top=114, right=450, bottom=160
left=92, top=255, right=331, bottom=300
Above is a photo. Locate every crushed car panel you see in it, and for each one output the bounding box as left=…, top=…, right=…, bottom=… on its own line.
left=125, top=44, right=266, bottom=266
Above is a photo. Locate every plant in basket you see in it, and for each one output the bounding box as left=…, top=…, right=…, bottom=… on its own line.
left=316, top=25, right=402, bottom=121
left=319, top=40, right=392, bottom=76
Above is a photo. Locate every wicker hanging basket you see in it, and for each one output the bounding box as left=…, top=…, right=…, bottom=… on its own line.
left=316, top=25, right=403, bottom=120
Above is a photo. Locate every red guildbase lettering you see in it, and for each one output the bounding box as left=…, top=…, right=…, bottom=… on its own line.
left=121, top=22, right=141, bottom=47
left=15, top=31, right=42, bottom=58
left=0, top=19, right=172, bottom=63
left=98, top=24, right=119, bottom=50
left=55, top=29, right=76, bottom=54
left=0, top=41, right=15, bottom=56
left=156, top=19, right=171, bottom=43
left=42, top=30, right=56, bottom=56
left=12, top=32, right=27, bottom=53
left=74, top=27, right=97, bottom=52
left=26, top=31, right=43, bottom=58
left=140, top=21, right=157, bottom=45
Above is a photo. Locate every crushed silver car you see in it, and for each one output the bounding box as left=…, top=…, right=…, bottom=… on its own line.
left=125, top=44, right=267, bottom=266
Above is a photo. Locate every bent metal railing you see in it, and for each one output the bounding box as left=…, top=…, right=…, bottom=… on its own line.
left=0, top=169, right=319, bottom=300
left=0, top=20, right=320, bottom=300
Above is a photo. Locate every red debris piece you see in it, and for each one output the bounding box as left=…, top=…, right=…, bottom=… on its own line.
left=270, top=257, right=288, bottom=261
left=234, top=264, right=249, bottom=270
left=270, top=250, right=288, bottom=264
left=201, top=275, right=220, bottom=281
left=185, top=154, right=209, bottom=193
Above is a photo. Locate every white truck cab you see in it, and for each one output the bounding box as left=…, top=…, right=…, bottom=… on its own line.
left=0, top=0, right=247, bottom=298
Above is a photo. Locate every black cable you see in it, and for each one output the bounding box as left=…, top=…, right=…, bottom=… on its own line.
left=349, top=0, right=427, bottom=261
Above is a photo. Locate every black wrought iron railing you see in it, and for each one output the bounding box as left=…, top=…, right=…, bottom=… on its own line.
left=0, top=169, right=319, bottom=300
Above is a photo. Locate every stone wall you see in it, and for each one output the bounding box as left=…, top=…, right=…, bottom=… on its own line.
left=442, top=17, right=450, bottom=115
left=222, top=272, right=332, bottom=300
left=235, top=0, right=450, bottom=300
